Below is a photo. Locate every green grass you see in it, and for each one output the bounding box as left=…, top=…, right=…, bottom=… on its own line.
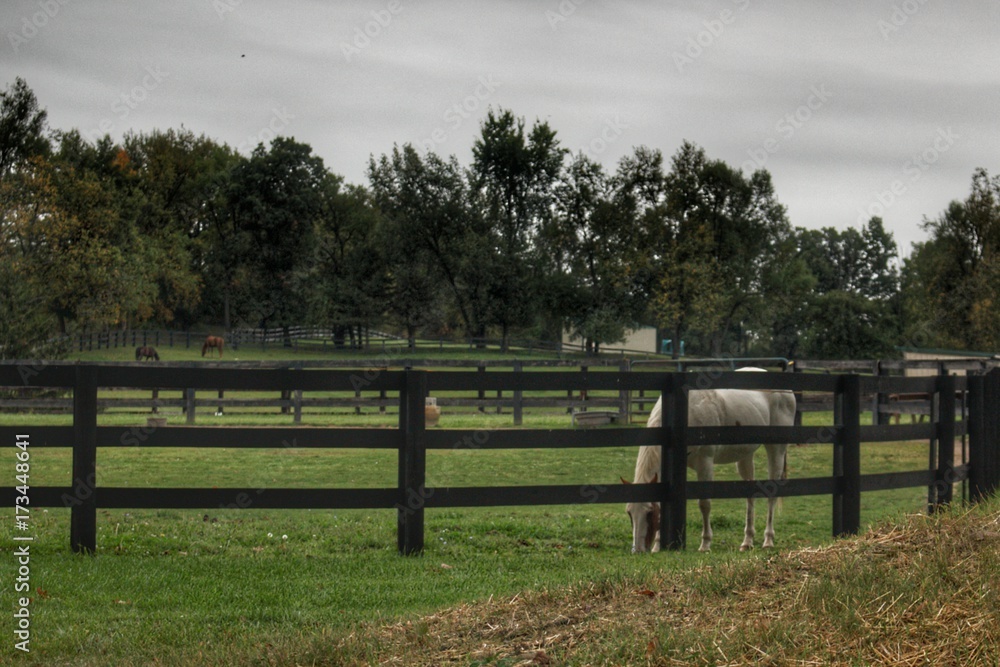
left=69, top=339, right=591, bottom=364
left=0, top=347, right=957, bottom=665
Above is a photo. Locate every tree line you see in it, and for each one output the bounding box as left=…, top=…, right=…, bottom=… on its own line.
left=2, top=77, right=998, bottom=359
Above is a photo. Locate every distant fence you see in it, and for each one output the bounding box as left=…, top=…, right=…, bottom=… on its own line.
left=2, top=362, right=998, bottom=555
left=53, top=328, right=662, bottom=357
left=5, top=357, right=1000, bottom=426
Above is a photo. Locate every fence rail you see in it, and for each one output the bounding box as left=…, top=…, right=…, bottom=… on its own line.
left=2, top=362, right=998, bottom=554
left=3, top=357, right=982, bottom=426
left=52, top=328, right=667, bottom=357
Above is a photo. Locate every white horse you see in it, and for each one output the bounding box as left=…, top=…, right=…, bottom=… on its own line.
left=625, top=368, right=796, bottom=553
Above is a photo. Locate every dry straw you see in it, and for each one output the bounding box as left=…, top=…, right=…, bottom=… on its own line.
left=340, top=502, right=1000, bottom=665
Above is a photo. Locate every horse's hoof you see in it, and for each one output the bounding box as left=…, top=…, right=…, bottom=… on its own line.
left=739, top=544, right=754, bottom=552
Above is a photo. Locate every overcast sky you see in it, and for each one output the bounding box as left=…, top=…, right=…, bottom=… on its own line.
left=4, top=0, right=998, bottom=255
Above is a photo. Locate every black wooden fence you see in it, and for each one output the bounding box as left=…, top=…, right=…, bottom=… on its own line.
left=2, top=362, right=998, bottom=555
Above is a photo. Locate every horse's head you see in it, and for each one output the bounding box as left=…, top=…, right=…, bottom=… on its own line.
left=622, top=476, right=660, bottom=554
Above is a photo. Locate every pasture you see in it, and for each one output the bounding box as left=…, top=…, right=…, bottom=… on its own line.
left=0, top=348, right=977, bottom=665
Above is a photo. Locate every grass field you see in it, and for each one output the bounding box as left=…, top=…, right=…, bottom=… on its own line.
left=0, top=347, right=963, bottom=665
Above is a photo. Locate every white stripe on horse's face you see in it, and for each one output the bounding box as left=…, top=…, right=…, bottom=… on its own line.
left=627, top=501, right=658, bottom=553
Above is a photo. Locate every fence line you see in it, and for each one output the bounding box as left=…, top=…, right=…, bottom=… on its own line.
left=52, top=328, right=666, bottom=358
left=5, top=358, right=984, bottom=426
left=2, top=363, right=997, bottom=554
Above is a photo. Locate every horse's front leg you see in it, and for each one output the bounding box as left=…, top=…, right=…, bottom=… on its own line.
left=690, top=455, right=714, bottom=552
left=736, top=457, right=756, bottom=551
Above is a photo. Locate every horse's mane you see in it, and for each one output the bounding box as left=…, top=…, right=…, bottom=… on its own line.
left=633, top=396, right=663, bottom=484
left=633, top=444, right=660, bottom=484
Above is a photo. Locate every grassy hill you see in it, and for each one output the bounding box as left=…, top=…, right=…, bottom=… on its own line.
left=332, top=499, right=1000, bottom=665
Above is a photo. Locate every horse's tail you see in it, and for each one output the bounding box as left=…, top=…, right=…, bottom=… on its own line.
left=135, top=347, right=141, bottom=361
left=201, top=342, right=207, bottom=357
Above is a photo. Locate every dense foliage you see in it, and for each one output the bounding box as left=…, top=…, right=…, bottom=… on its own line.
left=1, top=77, right=995, bottom=358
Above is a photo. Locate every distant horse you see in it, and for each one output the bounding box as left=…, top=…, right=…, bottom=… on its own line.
left=624, top=368, right=796, bottom=553
left=135, top=346, right=160, bottom=361
left=202, top=336, right=224, bottom=358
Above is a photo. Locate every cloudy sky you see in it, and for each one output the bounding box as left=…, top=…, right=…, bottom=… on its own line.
left=4, top=0, right=998, bottom=255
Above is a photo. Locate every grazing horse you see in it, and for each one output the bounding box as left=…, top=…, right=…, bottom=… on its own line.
left=625, top=368, right=796, bottom=553
left=135, top=346, right=160, bottom=361
left=202, top=336, right=224, bottom=358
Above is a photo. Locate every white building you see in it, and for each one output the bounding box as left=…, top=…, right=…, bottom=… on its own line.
left=562, top=325, right=658, bottom=354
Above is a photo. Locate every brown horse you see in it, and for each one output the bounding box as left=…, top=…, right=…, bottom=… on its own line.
left=202, top=336, right=224, bottom=358
left=135, top=346, right=160, bottom=361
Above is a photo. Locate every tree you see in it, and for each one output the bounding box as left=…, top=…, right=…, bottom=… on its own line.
left=801, top=290, right=898, bottom=359
left=796, top=218, right=899, bottom=299
left=542, top=152, right=636, bottom=353
left=303, top=178, right=387, bottom=347
left=0, top=250, right=56, bottom=359
left=470, top=108, right=566, bottom=350
left=221, top=137, right=326, bottom=339
left=121, top=128, right=238, bottom=327
left=0, top=78, right=58, bottom=355
left=904, top=168, right=1000, bottom=350
left=0, top=77, right=49, bottom=178
left=369, top=144, right=490, bottom=342
left=792, top=218, right=900, bottom=358
left=648, top=143, right=729, bottom=358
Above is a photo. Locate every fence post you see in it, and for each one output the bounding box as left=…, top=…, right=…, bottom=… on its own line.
left=619, top=358, right=630, bottom=424
left=71, top=365, right=98, bottom=554
left=934, top=373, right=957, bottom=510
left=513, top=360, right=523, bottom=426
left=875, top=360, right=890, bottom=426
left=477, top=364, right=485, bottom=413
left=185, top=388, right=196, bottom=425
left=969, top=369, right=1000, bottom=502
left=833, top=374, right=862, bottom=537
left=398, top=370, right=427, bottom=555
left=660, top=373, right=688, bottom=551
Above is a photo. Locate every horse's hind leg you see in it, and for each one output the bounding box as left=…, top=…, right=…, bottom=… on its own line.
left=736, top=457, right=755, bottom=551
